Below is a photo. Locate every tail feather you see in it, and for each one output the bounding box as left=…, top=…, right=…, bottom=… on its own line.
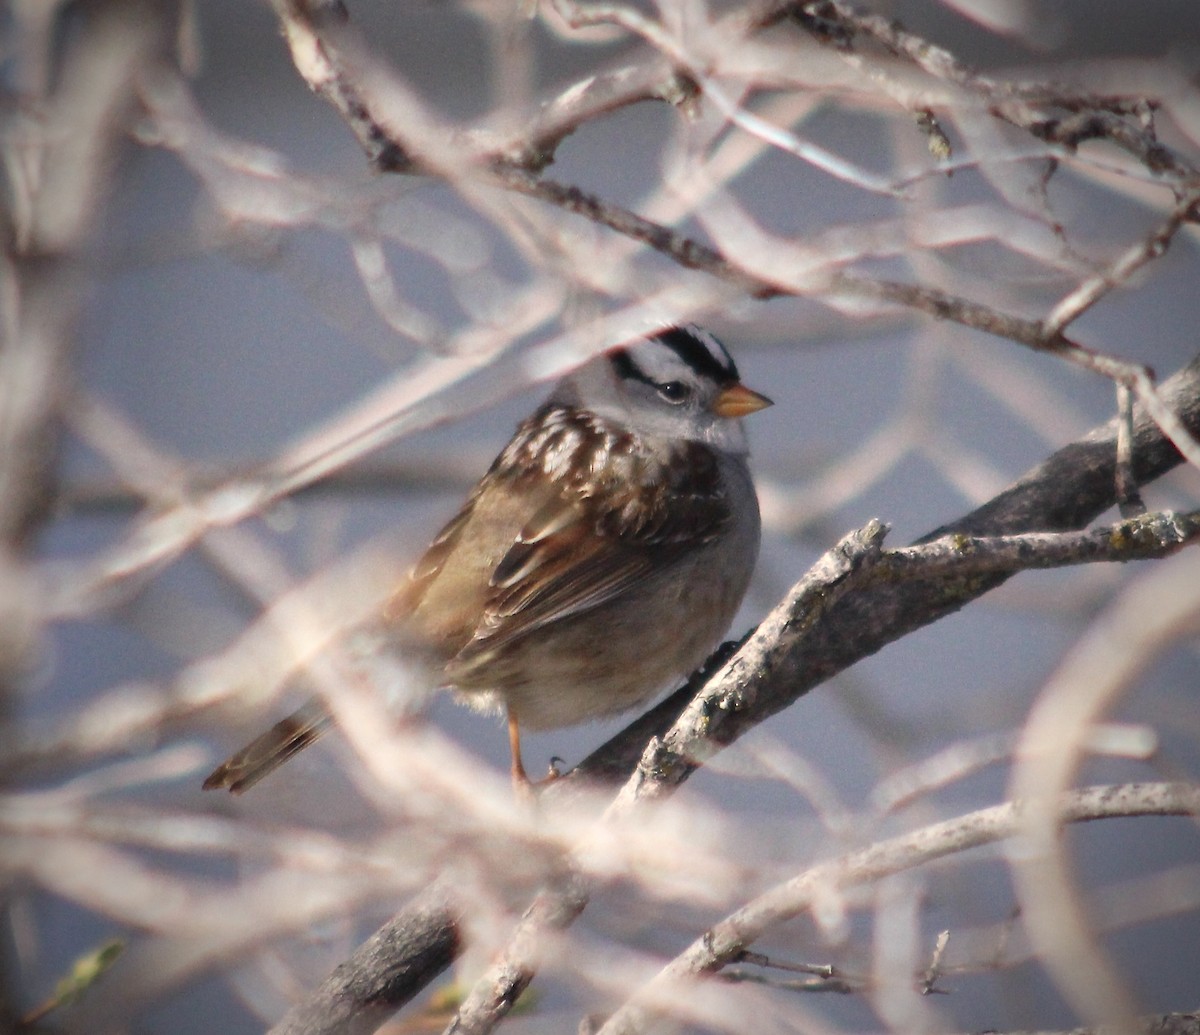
left=203, top=699, right=333, bottom=794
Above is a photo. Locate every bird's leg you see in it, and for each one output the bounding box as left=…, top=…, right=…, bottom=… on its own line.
left=507, top=707, right=562, bottom=797
left=507, top=707, right=531, bottom=792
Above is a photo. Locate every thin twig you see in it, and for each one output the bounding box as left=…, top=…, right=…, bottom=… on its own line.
left=1010, top=548, right=1200, bottom=1034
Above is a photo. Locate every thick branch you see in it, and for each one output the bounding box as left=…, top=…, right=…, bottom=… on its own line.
left=442, top=485, right=1200, bottom=1034
left=272, top=354, right=1200, bottom=1035
left=578, top=351, right=1200, bottom=790
left=270, top=888, right=461, bottom=1035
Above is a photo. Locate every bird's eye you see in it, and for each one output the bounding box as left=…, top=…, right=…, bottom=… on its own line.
left=656, top=381, right=691, bottom=404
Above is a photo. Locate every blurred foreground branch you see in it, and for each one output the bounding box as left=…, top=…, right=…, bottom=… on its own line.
left=592, top=782, right=1200, bottom=1035
left=2, top=1, right=173, bottom=1028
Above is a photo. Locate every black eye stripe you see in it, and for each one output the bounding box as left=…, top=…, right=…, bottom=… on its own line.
left=609, top=327, right=739, bottom=393
left=654, top=327, right=738, bottom=385
left=609, top=349, right=656, bottom=389
left=608, top=353, right=692, bottom=404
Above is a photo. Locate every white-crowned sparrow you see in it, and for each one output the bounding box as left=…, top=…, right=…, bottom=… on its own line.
left=204, top=325, right=771, bottom=794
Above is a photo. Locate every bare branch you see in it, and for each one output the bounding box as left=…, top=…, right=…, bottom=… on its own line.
left=270, top=888, right=461, bottom=1035
left=264, top=0, right=1200, bottom=474
left=593, top=782, right=1200, bottom=1035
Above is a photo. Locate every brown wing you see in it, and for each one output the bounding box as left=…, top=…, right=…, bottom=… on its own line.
left=384, top=500, right=475, bottom=624
left=456, top=406, right=732, bottom=659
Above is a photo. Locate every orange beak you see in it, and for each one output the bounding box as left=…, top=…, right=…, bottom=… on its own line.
left=712, top=382, right=773, bottom=418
